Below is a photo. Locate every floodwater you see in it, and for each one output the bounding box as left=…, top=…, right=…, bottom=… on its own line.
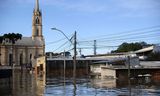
left=0, top=70, right=160, bottom=96
left=0, top=70, right=45, bottom=96
left=45, top=78, right=160, bottom=96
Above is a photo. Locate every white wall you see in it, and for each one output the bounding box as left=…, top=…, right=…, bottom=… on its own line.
left=101, top=68, right=116, bottom=79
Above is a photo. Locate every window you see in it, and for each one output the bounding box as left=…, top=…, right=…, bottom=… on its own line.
left=9, top=54, right=13, bottom=66
left=35, top=17, right=39, bottom=24
left=30, top=54, right=32, bottom=59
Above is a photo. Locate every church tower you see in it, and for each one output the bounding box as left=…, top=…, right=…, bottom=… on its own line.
left=32, top=0, right=43, bottom=40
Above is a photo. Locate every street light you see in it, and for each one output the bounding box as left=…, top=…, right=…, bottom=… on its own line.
left=51, top=28, right=77, bottom=89
left=51, top=28, right=72, bottom=44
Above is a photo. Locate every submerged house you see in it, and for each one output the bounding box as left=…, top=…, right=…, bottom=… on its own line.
left=90, top=56, right=140, bottom=79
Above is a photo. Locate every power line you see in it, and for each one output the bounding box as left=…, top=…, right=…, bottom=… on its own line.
left=97, top=29, right=160, bottom=41
left=58, top=43, right=73, bottom=52
left=48, top=25, right=160, bottom=54
left=53, top=40, right=69, bottom=52
left=77, top=45, right=119, bottom=49
left=46, top=37, right=66, bottom=45
left=78, top=32, right=159, bottom=47
left=98, top=34, right=160, bottom=43
left=79, top=29, right=160, bottom=43
left=77, top=35, right=159, bottom=52
left=78, top=35, right=159, bottom=47
left=78, top=24, right=160, bottom=42
left=46, top=34, right=74, bottom=45
left=80, top=25, right=160, bottom=41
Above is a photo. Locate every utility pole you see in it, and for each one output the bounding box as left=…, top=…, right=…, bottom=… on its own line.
left=73, top=31, right=77, bottom=89
left=127, top=55, right=131, bottom=96
left=94, top=40, right=97, bottom=55
left=128, top=56, right=130, bottom=79
left=63, top=50, right=66, bottom=89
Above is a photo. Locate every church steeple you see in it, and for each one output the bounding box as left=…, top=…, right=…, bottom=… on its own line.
left=32, top=0, right=43, bottom=40
left=35, top=0, right=39, bottom=11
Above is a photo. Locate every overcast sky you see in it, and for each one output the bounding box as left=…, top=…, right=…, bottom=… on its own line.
left=0, top=0, right=160, bottom=55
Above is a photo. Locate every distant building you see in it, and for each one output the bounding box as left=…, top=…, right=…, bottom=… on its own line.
left=46, top=52, right=61, bottom=58
left=134, top=45, right=160, bottom=60
left=90, top=56, right=140, bottom=79
left=0, top=0, right=45, bottom=66
left=46, top=51, right=72, bottom=59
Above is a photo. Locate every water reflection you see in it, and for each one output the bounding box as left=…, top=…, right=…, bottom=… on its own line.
left=45, top=77, right=160, bottom=96
left=0, top=77, right=12, bottom=96
left=1, top=71, right=160, bottom=96
left=0, top=70, right=45, bottom=96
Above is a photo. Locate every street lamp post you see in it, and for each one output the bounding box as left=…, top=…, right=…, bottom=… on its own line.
left=73, top=31, right=77, bottom=89
left=51, top=28, right=72, bottom=44
left=51, top=28, right=77, bottom=89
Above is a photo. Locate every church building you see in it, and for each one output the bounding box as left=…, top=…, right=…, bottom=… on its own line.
left=0, top=0, right=45, bottom=67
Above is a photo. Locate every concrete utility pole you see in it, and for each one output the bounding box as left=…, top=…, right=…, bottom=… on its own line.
left=128, top=56, right=130, bottom=79
left=63, top=50, right=66, bottom=88
left=73, top=31, right=77, bottom=89
left=127, top=55, right=131, bottom=96
left=94, top=40, right=97, bottom=55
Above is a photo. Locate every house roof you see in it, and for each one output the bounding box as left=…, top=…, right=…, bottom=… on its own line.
left=92, top=57, right=126, bottom=64
left=134, top=46, right=154, bottom=54
left=15, top=37, right=44, bottom=46
left=1, top=37, right=44, bottom=47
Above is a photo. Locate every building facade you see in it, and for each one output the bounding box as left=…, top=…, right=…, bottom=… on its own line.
left=0, top=0, right=45, bottom=67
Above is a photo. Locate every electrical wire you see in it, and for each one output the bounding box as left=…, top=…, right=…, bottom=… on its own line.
left=48, top=25, right=160, bottom=54
left=79, top=29, right=159, bottom=43
left=79, top=25, right=160, bottom=42
left=53, top=41, right=69, bottom=52
left=46, top=37, right=66, bottom=46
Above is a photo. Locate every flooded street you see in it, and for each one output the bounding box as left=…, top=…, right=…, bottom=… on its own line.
left=45, top=78, right=160, bottom=96
left=0, top=70, right=45, bottom=96
left=0, top=70, right=160, bottom=96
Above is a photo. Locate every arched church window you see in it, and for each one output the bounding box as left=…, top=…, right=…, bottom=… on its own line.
left=29, top=54, right=32, bottom=68
left=35, top=17, right=39, bottom=24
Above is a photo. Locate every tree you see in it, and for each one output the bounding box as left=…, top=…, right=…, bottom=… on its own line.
left=3, top=33, right=22, bottom=44
left=112, top=42, right=150, bottom=53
